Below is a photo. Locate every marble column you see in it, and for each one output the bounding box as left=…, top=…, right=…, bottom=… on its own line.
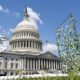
left=16, top=41, right=18, bottom=48
left=38, top=44, right=40, bottom=50
left=44, top=59, right=45, bottom=69
left=22, top=41, right=24, bottom=48
left=34, top=42, right=36, bottom=49
left=25, top=41, right=27, bottom=48
left=41, top=59, right=43, bottom=69
left=27, top=58, right=29, bottom=70
left=38, top=59, right=40, bottom=70
left=35, top=59, right=37, bottom=70
left=14, top=42, right=15, bottom=49
left=14, top=42, right=16, bottom=48
left=23, top=58, right=26, bottom=70
left=30, top=59, right=32, bottom=70
left=19, top=41, right=22, bottom=48
left=31, top=41, right=33, bottom=48
left=13, top=43, right=15, bottom=49
left=28, top=41, right=30, bottom=48
left=29, top=59, right=30, bottom=70
left=35, top=42, right=37, bottom=49
left=57, top=62, right=59, bottom=70
left=36, top=59, right=38, bottom=70
left=13, top=42, right=15, bottom=49
left=33, top=59, right=35, bottom=70
left=21, top=58, right=24, bottom=69
left=56, top=61, right=58, bottom=70
left=54, top=61, right=55, bottom=70
left=18, top=41, right=19, bottom=48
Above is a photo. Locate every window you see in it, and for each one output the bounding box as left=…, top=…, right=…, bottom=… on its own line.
left=4, top=72, right=7, bottom=76
left=5, top=62, right=7, bottom=68
left=11, top=58, right=14, bottom=61
left=11, top=63, right=14, bottom=69
left=5, top=58, right=7, bottom=60
left=10, top=72, right=13, bottom=75
left=15, top=72, right=18, bottom=75
left=15, top=63, right=18, bottom=69
left=16, top=59, right=18, bottom=61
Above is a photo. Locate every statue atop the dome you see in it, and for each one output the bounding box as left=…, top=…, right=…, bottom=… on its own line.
left=24, top=7, right=29, bottom=20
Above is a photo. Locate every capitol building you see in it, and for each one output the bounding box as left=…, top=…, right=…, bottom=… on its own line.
left=0, top=8, right=61, bottom=75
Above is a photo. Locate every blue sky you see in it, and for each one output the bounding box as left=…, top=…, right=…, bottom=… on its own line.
left=0, top=0, right=80, bottom=45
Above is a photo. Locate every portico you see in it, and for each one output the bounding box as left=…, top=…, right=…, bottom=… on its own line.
left=22, top=52, right=61, bottom=72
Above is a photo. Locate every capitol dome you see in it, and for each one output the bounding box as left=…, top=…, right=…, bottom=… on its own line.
left=10, top=7, right=42, bottom=54
left=15, top=19, right=37, bottom=32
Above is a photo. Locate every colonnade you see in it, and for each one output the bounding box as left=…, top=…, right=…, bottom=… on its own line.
left=11, top=41, right=42, bottom=51
left=24, top=58, right=61, bottom=71
left=13, top=32, right=39, bottom=39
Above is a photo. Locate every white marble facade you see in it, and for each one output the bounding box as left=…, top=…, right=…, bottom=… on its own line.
left=0, top=7, right=61, bottom=76
left=0, top=52, right=61, bottom=75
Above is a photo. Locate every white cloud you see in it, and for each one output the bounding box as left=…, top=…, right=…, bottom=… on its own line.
left=0, top=26, right=10, bottom=37
left=0, top=5, right=20, bottom=18
left=0, top=5, right=3, bottom=11
left=0, top=5, right=9, bottom=14
left=13, top=12, right=20, bottom=18
left=9, top=28, right=14, bottom=32
left=2, top=29, right=7, bottom=35
left=27, top=7, right=43, bottom=29
left=43, top=42, right=58, bottom=53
